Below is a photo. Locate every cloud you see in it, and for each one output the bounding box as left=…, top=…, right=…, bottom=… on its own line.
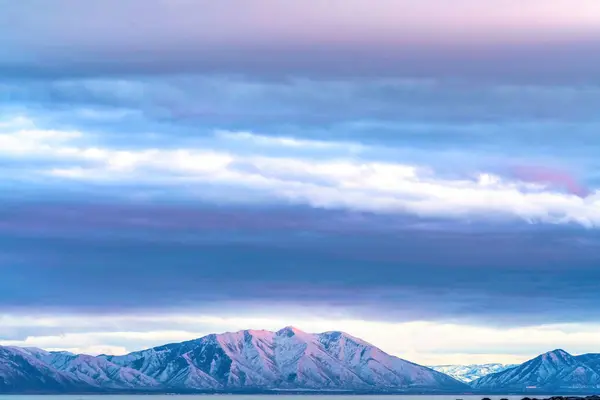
left=2, top=118, right=599, bottom=226
left=215, top=130, right=364, bottom=153
left=7, top=77, right=600, bottom=126
left=512, top=165, right=589, bottom=197
left=4, top=76, right=600, bottom=191
left=1, top=200, right=600, bottom=326
left=2, top=0, right=600, bottom=82
left=0, top=116, right=81, bottom=155
left=1, top=3, right=599, bottom=364
left=4, top=313, right=600, bottom=365
left=3, top=114, right=600, bottom=329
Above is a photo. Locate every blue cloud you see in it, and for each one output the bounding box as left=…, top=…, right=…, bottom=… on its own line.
left=1, top=200, right=600, bottom=326
left=1, top=76, right=600, bottom=221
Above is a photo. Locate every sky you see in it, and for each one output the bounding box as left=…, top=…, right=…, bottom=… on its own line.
left=2, top=0, right=600, bottom=366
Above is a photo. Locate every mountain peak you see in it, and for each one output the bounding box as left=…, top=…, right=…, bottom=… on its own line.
left=276, top=325, right=305, bottom=337
left=539, top=348, right=573, bottom=362
left=545, top=348, right=569, bottom=355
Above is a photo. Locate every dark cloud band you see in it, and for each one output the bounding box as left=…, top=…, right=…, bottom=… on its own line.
left=2, top=201, right=600, bottom=325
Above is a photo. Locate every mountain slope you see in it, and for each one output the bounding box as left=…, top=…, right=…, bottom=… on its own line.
left=26, top=350, right=162, bottom=389
left=471, top=349, right=600, bottom=391
left=0, top=346, right=84, bottom=393
left=317, top=330, right=463, bottom=389
left=104, top=326, right=468, bottom=391
left=429, top=363, right=517, bottom=383
left=576, top=354, right=600, bottom=373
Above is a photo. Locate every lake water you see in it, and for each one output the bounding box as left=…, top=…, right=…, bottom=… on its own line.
left=0, top=396, right=555, bottom=400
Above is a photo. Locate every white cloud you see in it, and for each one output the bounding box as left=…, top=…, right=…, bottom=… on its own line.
left=2, top=313, right=600, bottom=365
left=0, top=116, right=81, bottom=155
left=3, top=119, right=600, bottom=226
left=216, top=130, right=364, bottom=153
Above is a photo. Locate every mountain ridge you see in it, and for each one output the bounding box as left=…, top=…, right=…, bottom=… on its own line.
left=0, top=326, right=467, bottom=393
left=472, top=349, right=600, bottom=391
left=4, top=329, right=600, bottom=394
left=102, top=326, right=467, bottom=391
left=429, top=363, right=518, bottom=383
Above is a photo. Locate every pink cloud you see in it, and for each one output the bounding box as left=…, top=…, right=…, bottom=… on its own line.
left=512, top=165, right=588, bottom=197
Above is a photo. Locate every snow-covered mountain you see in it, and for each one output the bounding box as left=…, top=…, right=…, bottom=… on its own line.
left=19, top=348, right=161, bottom=389
left=0, top=327, right=468, bottom=393
left=429, top=363, right=517, bottom=382
left=576, top=354, right=600, bottom=372
left=103, top=326, right=468, bottom=391
left=471, top=349, right=600, bottom=391
left=0, top=346, right=85, bottom=393
left=11, top=328, right=600, bottom=393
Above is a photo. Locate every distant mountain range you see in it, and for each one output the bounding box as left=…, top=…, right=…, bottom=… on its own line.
left=429, top=363, right=517, bottom=383
left=2, top=328, right=600, bottom=394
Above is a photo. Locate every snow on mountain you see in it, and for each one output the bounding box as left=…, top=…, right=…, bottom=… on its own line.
left=34, top=350, right=162, bottom=389
left=317, top=330, right=463, bottom=389
left=20, top=328, right=600, bottom=393
left=576, top=354, right=600, bottom=373
left=429, top=363, right=517, bottom=382
left=0, top=346, right=84, bottom=393
left=105, top=326, right=468, bottom=391
left=471, top=349, right=600, bottom=391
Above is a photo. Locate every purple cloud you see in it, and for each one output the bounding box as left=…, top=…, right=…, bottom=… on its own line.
left=2, top=0, right=600, bottom=82
left=512, top=165, right=589, bottom=197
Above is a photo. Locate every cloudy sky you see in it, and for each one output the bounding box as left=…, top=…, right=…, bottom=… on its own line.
left=2, top=0, right=600, bottom=366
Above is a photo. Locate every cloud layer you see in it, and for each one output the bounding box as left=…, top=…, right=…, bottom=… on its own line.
left=3, top=73, right=600, bottom=330
left=3, top=2, right=600, bottom=363
left=2, top=0, right=600, bottom=81
left=1, top=115, right=599, bottom=226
